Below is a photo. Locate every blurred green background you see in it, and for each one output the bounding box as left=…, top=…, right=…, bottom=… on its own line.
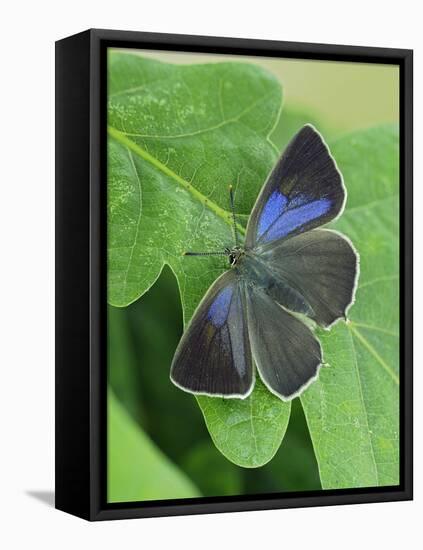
left=108, top=51, right=399, bottom=503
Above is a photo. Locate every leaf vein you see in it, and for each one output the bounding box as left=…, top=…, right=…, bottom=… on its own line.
left=108, top=125, right=246, bottom=236
left=118, top=91, right=277, bottom=140
left=347, top=328, right=380, bottom=484
left=121, top=149, right=143, bottom=298
left=349, top=325, right=399, bottom=385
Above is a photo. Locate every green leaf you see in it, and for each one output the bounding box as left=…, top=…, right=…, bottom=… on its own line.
left=107, top=51, right=399, bottom=480
left=301, top=125, right=399, bottom=488
left=108, top=51, right=281, bottom=313
left=199, top=379, right=290, bottom=468
left=265, top=399, right=321, bottom=491
left=269, top=106, right=331, bottom=151
left=108, top=51, right=290, bottom=468
left=108, top=390, right=200, bottom=502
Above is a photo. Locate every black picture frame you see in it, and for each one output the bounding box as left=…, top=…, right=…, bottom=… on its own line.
left=55, top=28, right=413, bottom=521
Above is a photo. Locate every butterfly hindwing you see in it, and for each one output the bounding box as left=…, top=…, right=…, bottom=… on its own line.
left=245, top=125, right=345, bottom=249
left=170, top=270, right=253, bottom=398
left=258, top=229, right=359, bottom=327
left=245, top=284, right=322, bottom=400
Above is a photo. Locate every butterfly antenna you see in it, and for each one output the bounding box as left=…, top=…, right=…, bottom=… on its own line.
left=182, top=251, right=227, bottom=257
left=229, top=185, right=239, bottom=247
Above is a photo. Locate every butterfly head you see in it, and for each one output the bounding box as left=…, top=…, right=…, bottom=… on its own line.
left=225, top=246, right=244, bottom=267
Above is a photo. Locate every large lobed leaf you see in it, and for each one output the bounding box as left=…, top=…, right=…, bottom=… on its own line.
left=108, top=51, right=290, bottom=468
left=108, top=51, right=281, bottom=311
left=301, top=126, right=399, bottom=488
left=107, top=51, right=399, bottom=483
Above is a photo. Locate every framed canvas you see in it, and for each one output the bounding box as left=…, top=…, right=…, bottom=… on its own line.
left=55, top=29, right=413, bottom=521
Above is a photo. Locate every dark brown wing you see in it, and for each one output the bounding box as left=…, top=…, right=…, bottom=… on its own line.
left=246, top=125, right=345, bottom=249
left=170, top=270, right=253, bottom=398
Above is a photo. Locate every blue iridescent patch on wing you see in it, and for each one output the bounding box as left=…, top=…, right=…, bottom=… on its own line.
left=260, top=197, right=332, bottom=243
left=207, top=286, right=233, bottom=328
left=257, top=191, right=288, bottom=238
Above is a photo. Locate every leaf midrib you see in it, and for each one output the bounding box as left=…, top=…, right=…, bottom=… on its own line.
left=346, top=327, right=380, bottom=485
left=108, top=125, right=246, bottom=236
left=349, top=324, right=399, bottom=385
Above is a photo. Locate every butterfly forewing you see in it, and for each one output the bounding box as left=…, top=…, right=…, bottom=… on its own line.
left=245, top=284, right=322, bottom=400
left=170, top=270, right=254, bottom=397
left=245, top=125, right=345, bottom=249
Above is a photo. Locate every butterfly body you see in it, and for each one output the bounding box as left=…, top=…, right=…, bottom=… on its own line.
left=237, top=250, right=316, bottom=318
left=171, top=125, right=359, bottom=401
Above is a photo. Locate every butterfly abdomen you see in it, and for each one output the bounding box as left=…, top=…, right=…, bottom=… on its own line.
left=239, top=252, right=314, bottom=318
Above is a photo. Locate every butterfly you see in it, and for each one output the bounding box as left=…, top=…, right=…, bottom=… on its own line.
left=170, top=125, right=359, bottom=401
